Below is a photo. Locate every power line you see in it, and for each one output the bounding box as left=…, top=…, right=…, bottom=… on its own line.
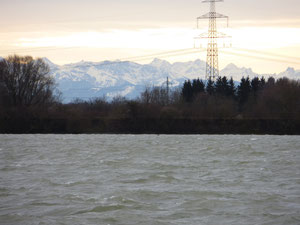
left=113, top=48, right=198, bottom=62
left=63, top=48, right=203, bottom=69
left=0, top=46, right=83, bottom=54
left=1, top=46, right=199, bottom=61
left=233, top=47, right=300, bottom=62
left=220, top=49, right=300, bottom=65
left=0, top=14, right=146, bottom=28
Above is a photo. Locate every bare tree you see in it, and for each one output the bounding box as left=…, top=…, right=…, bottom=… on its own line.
left=0, top=55, right=59, bottom=107
left=140, top=86, right=169, bottom=106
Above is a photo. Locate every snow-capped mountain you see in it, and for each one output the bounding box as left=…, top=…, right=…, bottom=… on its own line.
left=221, top=63, right=261, bottom=79
left=49, top=58, right=206, bottom=102
left=45, top=58, right=299, bottom=102
left=277, top=67, right=300, bottom=80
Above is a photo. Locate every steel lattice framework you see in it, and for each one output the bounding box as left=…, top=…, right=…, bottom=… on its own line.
left=197, top=0, right=229, bottom=80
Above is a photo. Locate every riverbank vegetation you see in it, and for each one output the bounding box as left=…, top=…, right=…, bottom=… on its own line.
left=1, top=55, right=300, bottom=134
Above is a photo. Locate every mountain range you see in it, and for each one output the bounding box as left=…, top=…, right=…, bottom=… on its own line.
left=1, top=56, right=299, bottom=102
left=45, top=58, right=300, bottom=102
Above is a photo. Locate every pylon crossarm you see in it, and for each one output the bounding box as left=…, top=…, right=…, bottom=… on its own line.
left=197, top=13, right=210, bottom=19
left=214, top=13, right=229, bottom=27
left=195, top=32, right=230, bottom=39
left=197, top=13, right=228, bottom=19
left=197, top=13, right=229, bottom=28
left=202, top=0, right=223, bottom=3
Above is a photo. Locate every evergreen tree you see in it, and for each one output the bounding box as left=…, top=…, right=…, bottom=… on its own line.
left=227, top=77, right=236, bottom=97
left=222, top=76, right=229, bottom=95
left=251, top=77, right=260, bottom=94
left=206, top=78, right=215, bottom=95
left=267, top=77, right=275, bottom=86
left=237, top=76, right=251, bottom=107
left=215, top=76, right=230, bottom=97
left=214, top=76, right=223, bottom=96
left=260, top=77, right=266, bottom=89
left=182, top=80, right=193, bottom=102
left=192, top=78, right=205, bottom=95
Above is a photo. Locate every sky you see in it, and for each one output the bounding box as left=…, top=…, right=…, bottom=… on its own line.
left=1, top=0, right=300, bottom=73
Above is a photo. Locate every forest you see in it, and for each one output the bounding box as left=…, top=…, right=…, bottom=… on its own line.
left=0, top=55, right=300, bottom=134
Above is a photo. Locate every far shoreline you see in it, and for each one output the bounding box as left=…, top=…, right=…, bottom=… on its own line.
left=1, top=118, right=299, bottom=135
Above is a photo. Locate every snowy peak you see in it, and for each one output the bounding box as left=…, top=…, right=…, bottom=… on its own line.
left=150, top=58, right=171, bottom=68
left=42, top=57, right=58, bottom=70
left=193, top=59, right=206, bottom=67
left=221, top=64, right=257, bottom=79
left=277, top=67, right=300, bottom=79
left=224, top=63, right=239, bottom=70
left=286, top=67, right=295, bottom=73
left=42, top=57, right=53, bottom=64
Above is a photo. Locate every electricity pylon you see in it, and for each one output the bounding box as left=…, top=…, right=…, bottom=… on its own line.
left=163, top=76, right=173, bottom=105
left=196, top=0, right=229, bottom=81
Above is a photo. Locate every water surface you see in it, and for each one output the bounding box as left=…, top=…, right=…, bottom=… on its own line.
left=0, top=135, right=299, bottom=225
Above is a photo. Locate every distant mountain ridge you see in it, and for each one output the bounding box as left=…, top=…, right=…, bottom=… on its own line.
left=48, top=58, right=205, bottom=102
left=1, top=56, right=298, bottom=102
left=46, top=58, right=299, bottom=102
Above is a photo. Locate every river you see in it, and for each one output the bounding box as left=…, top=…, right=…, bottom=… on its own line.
left=0, top=135, right=299, bottom=225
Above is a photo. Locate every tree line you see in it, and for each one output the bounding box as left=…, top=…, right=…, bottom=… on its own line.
left=179, top=76, right=299, bottom=120
left=1, top=55, right=299, bottom=134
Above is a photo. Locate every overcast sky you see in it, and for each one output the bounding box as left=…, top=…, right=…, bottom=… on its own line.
left=1, top=0, right=300, bottom=73
left=1, top=0, right=300, bottom=27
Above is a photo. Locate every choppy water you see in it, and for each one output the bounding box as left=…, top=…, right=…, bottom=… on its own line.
left=0, top=135, right=300, bottom=225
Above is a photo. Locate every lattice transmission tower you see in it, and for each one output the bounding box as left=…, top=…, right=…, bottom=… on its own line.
left=196, top=0, right=229, bottom=81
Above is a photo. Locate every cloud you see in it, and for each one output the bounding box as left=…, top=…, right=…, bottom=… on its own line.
left=17, top=29, right=198, bottom=49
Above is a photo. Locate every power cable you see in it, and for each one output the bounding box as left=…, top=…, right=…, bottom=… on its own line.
left=0, top=46, right=83, bottom=54
left=220, top=49, right=300, bottom=65
left=232, top=47, right=300, bottom=62
left=62, top=48, right=203, bottom=69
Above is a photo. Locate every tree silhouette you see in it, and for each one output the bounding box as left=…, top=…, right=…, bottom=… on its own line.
left=192, top=78, right=205, bottom=96
left=182, top=80, right=193, bottom=102
left=206, top=78, right=215, bottom=95
left=259, top=77, right=266, bottom=90
left=214, top=76, right=223, bottom=96
left=237, top=76, right=251, bottom=108
left=227, top=77, right=236, bottom=97
left=215, top=76, right=229, bottom=96
left=0, top=55, right=59, bottom=107
left=251, top=77, right=260, bottom=92
left=267, top=77, right=275, bottom=86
